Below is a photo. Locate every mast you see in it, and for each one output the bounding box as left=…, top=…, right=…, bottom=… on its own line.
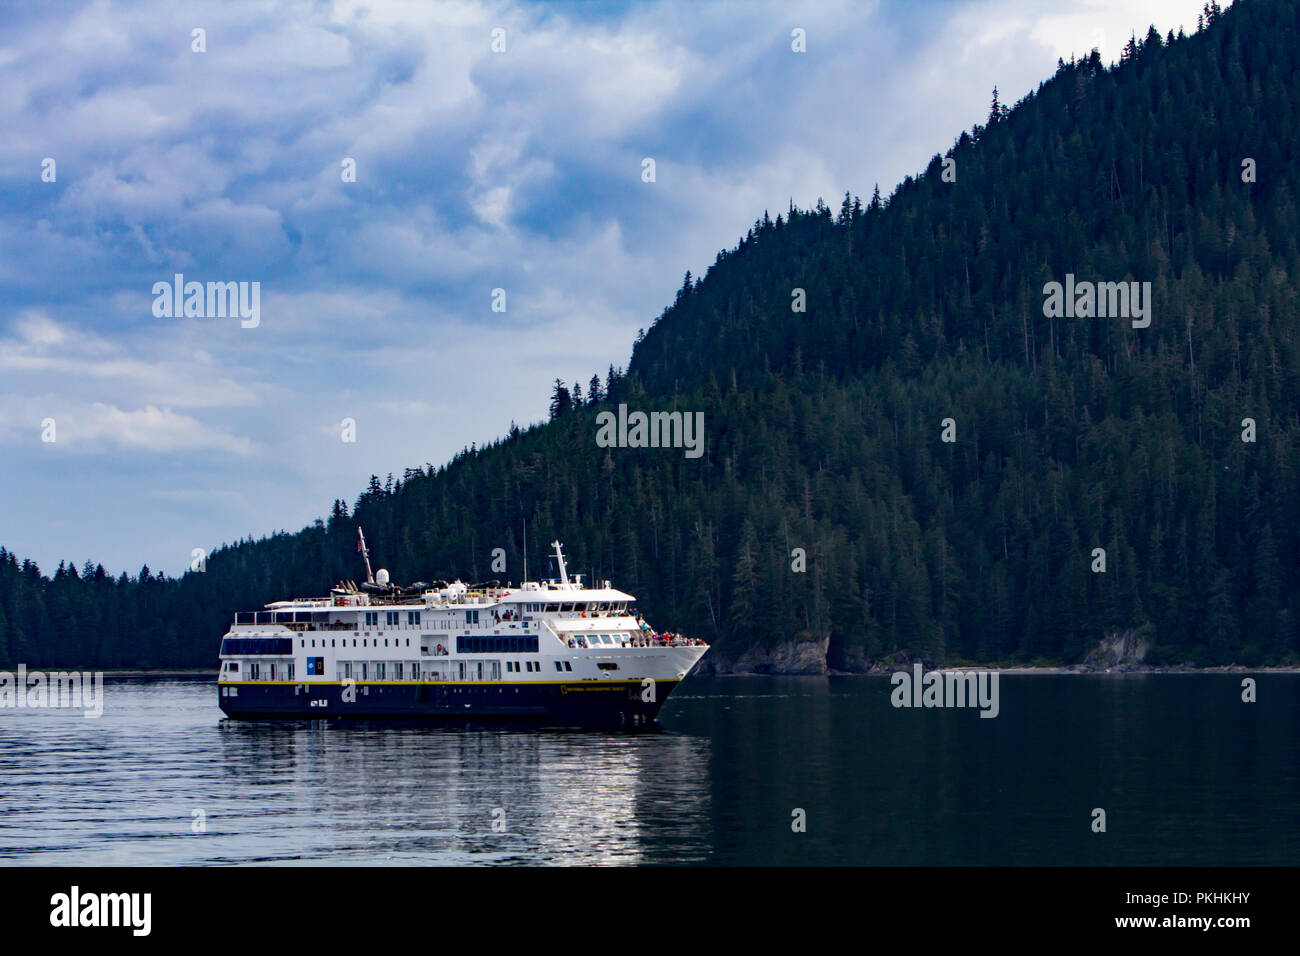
left=551, top=540, right=569, bottom=586
left=357, top=526, right=375, bottom=584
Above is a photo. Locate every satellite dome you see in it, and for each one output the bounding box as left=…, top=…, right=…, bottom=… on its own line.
left=376, top=568, right=390, bottom=586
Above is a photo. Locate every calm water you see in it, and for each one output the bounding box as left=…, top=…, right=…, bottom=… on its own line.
left=0, top=673, right=1296, bottom=865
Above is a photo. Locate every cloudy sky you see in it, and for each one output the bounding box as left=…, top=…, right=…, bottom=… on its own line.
left=0, top=0, right=1214, bottom=577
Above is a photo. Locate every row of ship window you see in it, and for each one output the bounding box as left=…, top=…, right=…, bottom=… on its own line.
left=236, top=604, right=632, bottom=627
left=223, top=658, right=590, bottom=681
left=220, top=637, right=418, bottom=654
left=222, top=635, right=547, bottom=656
left=362, top=611, right=422, bottom=626
left=518, top=602, right=631, bottom=613
left=302, top=637, right=414, bottom=649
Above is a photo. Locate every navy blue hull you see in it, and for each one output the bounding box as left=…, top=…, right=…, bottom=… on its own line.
left=218, top=679, right=679, bottom=727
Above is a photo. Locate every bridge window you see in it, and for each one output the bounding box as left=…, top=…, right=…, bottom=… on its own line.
left=407, top=611, right=420, bottom=626
left=220, top=637, right=294, bottom=656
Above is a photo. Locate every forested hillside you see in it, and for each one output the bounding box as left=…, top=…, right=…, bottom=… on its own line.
left=3, top=0, right=1297, bottom=670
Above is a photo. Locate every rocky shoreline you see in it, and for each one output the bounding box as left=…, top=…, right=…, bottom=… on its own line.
left=693, top=629, right=1300, bottom=677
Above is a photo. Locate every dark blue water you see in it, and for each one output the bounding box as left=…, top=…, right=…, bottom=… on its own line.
left=0, top=674, right=1296, bottom=864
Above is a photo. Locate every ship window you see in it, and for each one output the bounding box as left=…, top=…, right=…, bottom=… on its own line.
left=564, top=661, right=572, bottom=671
left=386, top=611, right=399, bottom=626
left=407, top=611, right=420, bottom=626
left=554, top=661, right=562, bottom=672
left=598, top=663, right=618, bottom=671
left=228, top=662, right=239, bottom=673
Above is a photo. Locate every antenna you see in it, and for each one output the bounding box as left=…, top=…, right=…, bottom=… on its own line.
left=523, top=518, right=528, bottom=583
left=357, top=526, right=375, bottom=584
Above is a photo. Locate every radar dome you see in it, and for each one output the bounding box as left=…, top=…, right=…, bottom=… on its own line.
left=376, top=568, right=390, bottom=586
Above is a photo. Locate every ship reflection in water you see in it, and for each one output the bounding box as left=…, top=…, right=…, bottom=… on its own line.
left=215, top=718, right=713, bottom=865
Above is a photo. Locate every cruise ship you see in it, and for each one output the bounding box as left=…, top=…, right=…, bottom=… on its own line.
left=217, top=531, right=709, bottom=727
